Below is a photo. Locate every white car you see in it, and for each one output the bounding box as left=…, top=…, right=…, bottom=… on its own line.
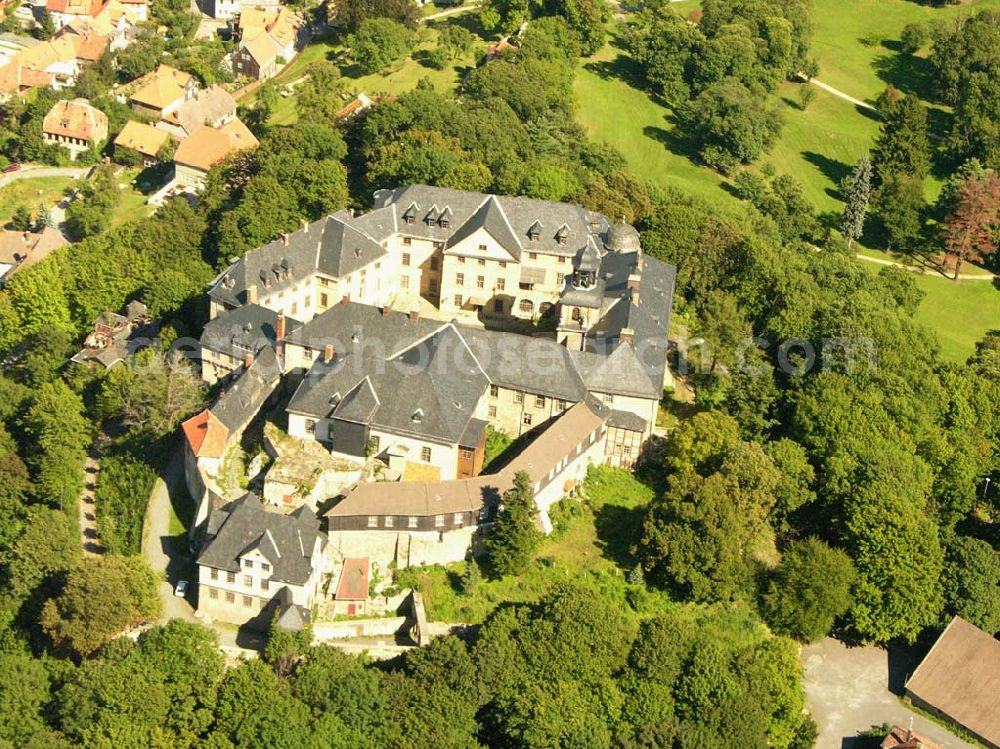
left=174, top=580, right=189, bottom=598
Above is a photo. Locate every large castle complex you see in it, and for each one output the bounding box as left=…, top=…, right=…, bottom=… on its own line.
left=182, top=185, right=676, bottom=627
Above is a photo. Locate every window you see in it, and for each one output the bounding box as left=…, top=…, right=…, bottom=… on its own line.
left=402, top=237, right=412, bottom=246
left=490, top=384, right=499, bottom=397
left=421, top=446, right=432, bottom=462
left=519, top=299, right=534, bottom=314
left=320, top=293, right=328, bottom=307
left=623, top=445, right=633, bottom=456
left=514, top=391, right=524, bottom=404
left=243, top=595, right=253, bottom=608
left=535, top=395, right=545, bottom=408
left=368, top=516, right=378, bottom=528
left=460, top=447, right=474, bottom=460
left=244, top=575, right=252, bottom=587
left=304, top=297, right=311, bottom=308
left=523, top=413, right=533, bottom=426
left=211, top=568, right=218, bottom=580
left=454, top=294, right=463, bottom=307
left=557, top=273, right=565, bottom=286
left=559, top=400, right=568, bottom=411
left=261, top=578, right=269, bottom=591
left=402, top=253, right=411, bottom=266
left=559, top=256, right=567, bottom=263
left=226, top=591, right=235, bottom=603
left=305, top=419, right=316, bottom=434
left=499, top=261, right=507, bottom=268
left=227, top=572, right=236, bottom=584
left=456, top=273, right=464, bottom=286
left=243, top=559, right=253, bottom=569
left=384, top=516, right=394, bottom=528
left=457, top=256, right=465, bottom=264
left=453, top=512, right=464, bottom=525
left=371, top=435, right=380, bottom=451
left=401, top=276, right=410, bottom=289
left=478, top=258, right=486, bottom=266
left=476, top=276, right=485, bottom=289
left=528, top=252, right=538, bottom=260
left=488, top=405, right=497, bottom=417
left=435, top=515, right=444, bottom=527
left=496, top=278, right=505, bottom=291
left=408, top=516, right=418, bottom=529
left=478, top=244, right=487, bottom=252
left=493, top=299, right=504, bottom=313
left=261, top=563, right=270, bottom=573
left=291, top=303, right=297, bottom=315
left=603, top=393, right=614, bottom=404
left=209, top=588, right=218, bottom=599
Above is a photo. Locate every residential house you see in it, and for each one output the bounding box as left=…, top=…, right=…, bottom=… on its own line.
left=113, top=119, right=170, bottom=166
left=116, top=0, right=145, bottom=21
left=196, top=493, right=328, bottom=628
left=880, top=725, right=943, bottom=749
left=128, top=63, right=197, bottom=119
left=904, top=616, right=1000, bottom=749
left=208, top=0, right=278, bottom=21
left=42, top=97, right=107, bottom=158
left=45, top=0, right=105, bottom=29
left=10, top=35, right=80, bottom=89
left=70, top=300, right=158, bottom=368
left=0, top=226, right=67, bottom=283
left=232, top=7, right=304, bottom=81
left=158, top=84, right=237, bottom=139
left=334, top=91, right=375, bottom=121
left=198, top=302, right=300, bottom=383
left=173, top=118, right=259, bottom=191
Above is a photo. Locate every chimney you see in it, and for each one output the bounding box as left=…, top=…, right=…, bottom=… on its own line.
left=340, top=293, right=350, bottom=305
left=323, top=343, right=334, bottom=363
left=630, top=287, right=640, bottom=306
left=243, top=352, right=254, bottom=368
left=409, top=309, right=419, bottom=322
left=620, top=327, right=635, bottom=344
left=381, top=304, right=392, bottom=317
left=627, top=272, right=641, bottom=291
left=281, top=232, right=289, bottom=246
left=275, top=312, right=286, bottom=340
left=246, top=284, right=258, bottom=304
left=300, top=218, right=308, bottom=233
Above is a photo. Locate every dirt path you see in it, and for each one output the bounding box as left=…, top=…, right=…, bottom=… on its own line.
left=0, top=165, right=89, bottom=190
left=855, top=252, right=998, bottom=281
left=423, top=3, right=478, bottom=21
left=78, top=445, right=103, bottom=556
left=806, top=77, right=877, bottom=111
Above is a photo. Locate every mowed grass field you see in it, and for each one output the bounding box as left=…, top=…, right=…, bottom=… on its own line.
left=0, top=176, right=75, bottom=224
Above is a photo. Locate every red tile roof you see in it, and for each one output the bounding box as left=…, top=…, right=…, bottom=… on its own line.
left=181, top=409, right=229, bottom=459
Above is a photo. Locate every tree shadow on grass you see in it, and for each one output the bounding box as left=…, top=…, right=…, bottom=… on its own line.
left=592, top=503, right=645, bottom=569
left=582, top=53, right=648, bottom=91
left=803, top=151, right=851, bottom=199
left=872, top=49, right=936, bottom=102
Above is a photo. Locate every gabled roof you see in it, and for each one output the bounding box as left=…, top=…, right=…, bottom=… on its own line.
left=129, top=64, right=192, bottom=110
left=447, top=195, right=523, bottom=261
left=198, top=493, right=326, bottom=585
left=904, top=616, right=1000, bottom=747
left=163, top=84, right=236, bottom=135
left=114, top=120, right=169, bottom=156
left=200, top=303, right=300, bottom=359
left=174, top=118, right=258, bottom=172
left=316, top=215, right=388, bottom=278
left=211, top=345, right=281, bottom=434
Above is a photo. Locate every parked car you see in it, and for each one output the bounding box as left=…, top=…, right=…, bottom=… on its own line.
left=2, top=163, right=20, bottom=174
left=174, top=580, right=189, bottom=598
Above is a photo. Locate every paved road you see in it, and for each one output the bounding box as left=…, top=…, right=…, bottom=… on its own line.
left=802, top=638, right=978, bottom=749
left=0, top=165, right=89, bottom=190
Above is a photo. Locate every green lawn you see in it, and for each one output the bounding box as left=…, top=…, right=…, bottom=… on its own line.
left=395, top=465, right=661, bottom=623
left=912, top=274, right=1000, bottom=363
left=0, top=176, right=75, bottom=224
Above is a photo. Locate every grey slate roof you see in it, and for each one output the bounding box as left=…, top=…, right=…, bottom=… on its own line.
left=447, top=195, right=524, bottom=261
left=198, top=494, right=325, bottom=585
left=316, top=216, right=388, bottom=278
left=211, top=345, right=281, bottom=433
left=200, top=303, right=301, bottom=359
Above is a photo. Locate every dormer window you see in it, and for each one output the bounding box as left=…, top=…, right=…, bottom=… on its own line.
left=259, top=269, right=269, bottom=287
left=329, top=392, right=341, bottom=406
left=426, top=206, right=439, bottom=224
left=411, top=408, right=424, bottom=423
left=439, top=207, right=452, bottom=228
left=528, top=220, right=542, bottom=242
left=556, top=225, right=569, bottom=246
left=402, top=203, right=417, bottom=225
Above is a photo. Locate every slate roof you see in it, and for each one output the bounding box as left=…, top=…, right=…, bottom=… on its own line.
left=198, top=494, right=325, bottom=585
left=211, top=345, right=281, bottom=433
left=200, top=303, right=300, bottom=359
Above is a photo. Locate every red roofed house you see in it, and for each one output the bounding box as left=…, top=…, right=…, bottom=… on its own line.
left=46, top=0, right=106, bottom=29
left=880, top=724, right=943, bottom=749
left=333, top=557, right=370, bottom=616
left=42, top=97, right=108, bottom=158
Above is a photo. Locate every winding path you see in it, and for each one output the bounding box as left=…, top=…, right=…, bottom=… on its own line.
left=0, top=165, right=89, bottom=190
left=855, top=252, right=998, bottom=281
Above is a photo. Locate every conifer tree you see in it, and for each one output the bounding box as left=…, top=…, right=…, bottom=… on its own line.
left=485, top=471, right=542, bottom=577
left=841, top=154, right=872, bottom=248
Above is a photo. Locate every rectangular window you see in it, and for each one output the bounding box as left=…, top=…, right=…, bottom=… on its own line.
left=244, top=575, right=252, bottom=587
left=514, top=391, right=524, bottom=404
left=488, top=405, right=497, bottom=418
left=523, top=413, right=533, bottom=426
left=368, top=516, right=378, bottom=528
left=371, top=435, right=380, bottom=451
left=402, top=237, right=412, bottom=246
left=457, top=256, right=465, bottom=264
left=209, top=587, right=218, bottom=599
left=262, top=563, right=270, bottom=573
left=559, top=256, right=567, bottom=263
left=243, top=559, right=253, bottom=569
left=211, top=568, right=218, bottom=580
left=535, top=395, right=545, bottom=408
left=528, top=252, right=538, bottom=260
left=402, top=252, right=411, bottom=266
left=499, top=261, right=507, bottom=268
left=478, top=244, right=487, bottom=252
left=320, top=293, right=328, bottom=307
left=453, top=512, right=464, bottom=525
left=456, top=273, right=464, bottom=286
left=291, top=302, right=297, bottom=315
left=433, top=242, right=443, bottom=251
left=476, top=276, right=485, bottom=289
left=408, top=516, right=418, bottom=529
left=243, top=595, right=252, bottom=608
left=623, top=445, right=633, bottom=456
left=226, top=591, right=235, bottom=603
left=603, top=393, right=614, bottom=404
left=461, top=447, right=474, bottom=459
left=478, top=258, right=486, bottom=266
left=227, top=572, right=236, bottom=584
left=454, top=294, right=463, bottom=307
left=557, top=273, right=565, bottom=285
left=435, top=515, right=444, bottom=527
left=384, top=516, right=394, bottom=528
left=421, top=446, right=432, bottom=462
left=401, top=276, right=410, bottom=289
left=490, top=384, right=499, bottom=397
left=493, top=299, right=504, bottom=313
left=496, top=278, right=505, bottom=291
left=559, top=400, right=568, bottom=411
left=261, top=578, right=269, bottom=591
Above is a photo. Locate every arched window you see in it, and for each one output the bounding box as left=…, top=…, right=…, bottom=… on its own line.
left=519, top=299, right=534, bottom=314
left=571, top=307, right=583, bottom=321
